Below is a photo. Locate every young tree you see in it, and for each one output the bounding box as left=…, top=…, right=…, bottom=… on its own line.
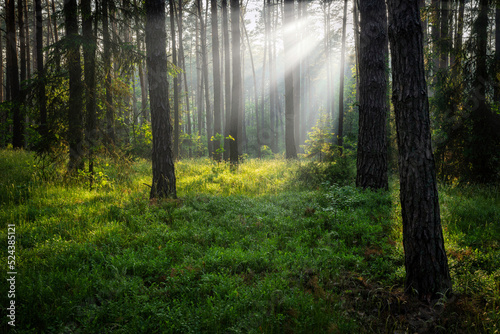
left=387, top=0, right=452, bottom=300
left=145, top=0, right=177, bottom=198
left=64, top=0, right=84, bottom=172
left=356, top=0, right=388, bottom=190
left=283, top=0, right=297, bottom=159
left=230, top=0, right=241, bottom=164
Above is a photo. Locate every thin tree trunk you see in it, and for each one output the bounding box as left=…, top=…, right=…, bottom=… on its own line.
left=197, top=0, right=213, bottom=156
left=268, top=0, right=277, bottom=153
left=284, top=0, right=297, bottom=159
left=211, top=0, right=222, bottom=160
left=146, top=0, right=177, bottom=199
left=223, top=0, right=231, bottom=160
left=65, top=0, right=84, bottom=172
left=24, top=0, right=30, bottom=76
left=230, top=0, right=241, bottom=164
left=494, top=0, right=500, bottom=103
left=294, top=0, right=301, bottom=152
left=387, top=0, right=452, bottom=300
left=103, top=0, right=115, bottom=145
left=7, top=0, right=23, bottom=148
left=82, top=0, right=97, bottom=185
left=356, top=0, right=388, bottom=190
left=169, top=0, right=180, bottom=159
left=36, top=0, right=47, bottom=150
left=440, top=0, right=449, bottom=69
left=18, top=0, right=27, bottom=146
left=430, top=0, right=440, bottom=75
left=337, top=0, right=348, bottom=153
left=134, top=0, right=148, bottom=123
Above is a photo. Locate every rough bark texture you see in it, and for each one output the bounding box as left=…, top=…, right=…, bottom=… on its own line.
left=82, top=0, right=97, bottom=182
left=387, top=0, right=452, bottom=300
left=65, top=0, right=84, bottom=172
left=145, top=0, right=177, bottom=199
left=356, top=0, right=389, bottom=190
left=211, top=0, right=222, bottom=161
left=230, top=0, right=241, bottom=165
left=283, top=0, right=297, bottom=159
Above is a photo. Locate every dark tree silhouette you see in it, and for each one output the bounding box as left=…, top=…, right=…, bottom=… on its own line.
left=145, top=0, right=177, bottom=199
left=283, top=0, right=297, bottom=159
left=356, top=0, right=388, bottom=190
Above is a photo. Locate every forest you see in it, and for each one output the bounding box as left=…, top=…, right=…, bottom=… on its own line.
left=0, top=0, right=499, bottom=332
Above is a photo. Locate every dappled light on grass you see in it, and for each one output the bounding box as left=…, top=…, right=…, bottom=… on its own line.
left=0, top=150, right=499, bottom=333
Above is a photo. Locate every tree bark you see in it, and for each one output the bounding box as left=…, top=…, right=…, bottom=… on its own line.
left=494, top=0, right=500, bottom=103
left=36, top=0, right=47, bottom=150
left=211, top=0, right=222, bottom=160
left=387, top=0, right=452, bottom=300
left=82, top=0, right=97, bottom=184
left=284, top=0, right=297, bottom=159
left=230, top=0, right=241, bottom=165
left=145, top=0, right=177, bottom=199
left=103, top=0, right=115, bottom=145
left=439, top=0, right=450, bottom=69
left=356, top=0, right=389, bottom=190
left=64, top=0, right=84, bottom=172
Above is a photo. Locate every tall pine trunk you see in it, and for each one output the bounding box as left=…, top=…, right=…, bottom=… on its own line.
left=387, top=0, right=452, bottom=300
left=65, top=0, right=84, bottom=172
left=222, top=0, right=231, bottom=160
left=211, top=0, right=222, bottom=161
left=230, top=0, right=241, bottom=165
left=145, top=0, right=177, bottom=199
left=356, top=0, right=388, bottom=190
left=169, top=0, right=180, bottom=159
left=283, top=0, right=297, bottom=159
left=103, top=0, right=115, bottom=145
left=35, top=0, right=47, bottom=150
left=337, top=0, right=348, bottom=154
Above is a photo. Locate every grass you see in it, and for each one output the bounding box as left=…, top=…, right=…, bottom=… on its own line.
left=0, top=149, right=499, bottom=333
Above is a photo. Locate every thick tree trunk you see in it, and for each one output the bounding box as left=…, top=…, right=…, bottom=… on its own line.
left=387, top=0, right=452, bottom=300
left=222, top=0, right=231, bottom=160
left=283, top=0, right=297, bottom=159
left=145, top=0, right=177, bottom=199
left=65, top=0, right=84, bottom=172
left=230, top=0, right=241, bottom=165
left=211, top=0, right=222, bottom=160
left=82, top=0, right=97, bottom=184
left=356, top=0, right=389, bottom=190
left=337, top=0, right=348, bottom=153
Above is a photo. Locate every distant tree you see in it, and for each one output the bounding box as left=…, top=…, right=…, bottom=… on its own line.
left=169, top=0, right=180, bottom=159
left=283, top=0, right=297, bottom=159
left=496, top=0, right=500, bottom=103
left=64, top=0, right=84, bottom=172
left=211, top=0, right=222, bottom=161
left=222, top=0, right=232, bottom=160
left=145, top=0, right=177, bottom=198
left=337, top=0, right=348, bottom=154
left=356, top=0, right=388, bottom=190
left=230, top=0, right=241, bottom=165
left=387, top=0, right=452, bottom=300
left=35, top=0, right=48, bottom=150
left=103, top=0, right=115, bottom=145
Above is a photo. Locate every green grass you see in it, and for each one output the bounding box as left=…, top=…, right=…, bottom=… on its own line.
left=0, top=149, right=499, bottom=333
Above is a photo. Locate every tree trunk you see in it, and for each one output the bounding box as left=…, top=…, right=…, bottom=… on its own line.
left=294, top=0, right=301, bottom=152
left=356, top=0, right=389, bottom=190
left=230, top=0, right=241, bottom=165
left=177, top=0, right=191, bottom=157
left=145, top=0, right=177, bottom=199
left=268, top=0, right=277, bottom=153
left=18, top=0, right=27, bottom=147
left=337, top=0, right=348, bottom=153
left=283, top=0, right=297, bottom=159
left=65, top=0, right=84, bottom=172
left=6, top=0, right=22, bottom=148
left=103, top=0, right=115, bottom=145
left=197, top=0, right=213, bottom=156
left=494, top=0, right=500, bottom=103
left=439, top=0, right=449, bottom=69
left=169, top=0, right=180, bottom=159
left=387, top=0, right=452, bottom=300
left=82, top=0, right=97, bottom=185
left=36, top=0, right=47, bottom=150
left=430, top=0, right=440, bottom=75
left=211, top=0, right=222, bottom=160
left=222, top=0, right=231, bottom=160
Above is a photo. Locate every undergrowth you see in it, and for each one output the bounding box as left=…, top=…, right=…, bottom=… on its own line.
left=0, top=149, right=498, bottom=333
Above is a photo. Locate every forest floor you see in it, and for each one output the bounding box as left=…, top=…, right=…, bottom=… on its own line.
left=0, top=149, right=499, bottom=333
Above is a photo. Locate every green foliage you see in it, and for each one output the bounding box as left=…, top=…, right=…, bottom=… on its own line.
left=0, top=150, right=498, bottom=333
left=302, top=113, right=335, bottom=161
